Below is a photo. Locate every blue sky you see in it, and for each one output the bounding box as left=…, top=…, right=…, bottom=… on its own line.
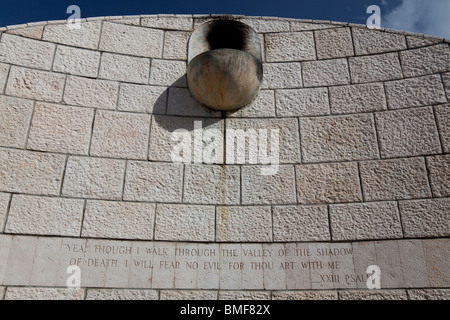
left=0, top=0, right=449, bottom=38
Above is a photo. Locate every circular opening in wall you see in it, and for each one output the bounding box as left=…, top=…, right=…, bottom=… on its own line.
left=187, top=19, right=263, bottom=111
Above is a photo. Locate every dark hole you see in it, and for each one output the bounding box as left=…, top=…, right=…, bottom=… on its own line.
left=206, top=20, right=248, bottom=51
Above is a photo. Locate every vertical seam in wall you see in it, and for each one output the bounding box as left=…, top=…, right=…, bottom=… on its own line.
left=83, top=287, right=88, bottom=300
left=397, top=51, right=405, bottom=79
left=429, top=105, right=444, bottom=154
left=357, top=162, right=365, bottom=202
left=58, top=154, right=69, bottom=196
left=327, top=204, right=333, bottom=241
left=164, top=85, right=169, bottom=115
left=59, top=74, right=68, bottom=104
left=440, top=73, right=449, bottom=103
left=349, top=27, right=357, bottom=57
left=270, top=205, right=274, bottom=242
left=423, top=156, right=435, bottom=198
left=153, top=203, right=158, bottom=241
left=161, top=30, right=166, bottom=60
left=312, top=30, right=318, bottom=60
left=87, top=109, right=97, bottom=155
left=114, top=82, right=121, bottom=111
left=96, top=20, right=104, bottom=51
left=297, top=117, right=304, bottom=163
left=121, top=160, right=129, bottom=201
left=372, top=112, right=382, bottom=159
left=1, top=64, right=12, bottom=95
left=346, top=56, right=353, bottom=85
left=50, top=43, right=58, bottom=73
left=180, top=163, right=186, bottom=203
left=79, top=199, right=87, bottom=237
left=292, top=163, right=299, bottom=205
left=214, top=206, right=217, bottom=242
left=146, top=114, right=153, bottom=161
left=24, top=100, right=36, bottom=149
left=2, top=193, right=14, bottom=233
left=396, top=200, right=405, bottom=238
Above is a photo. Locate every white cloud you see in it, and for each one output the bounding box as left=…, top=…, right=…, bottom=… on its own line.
left=383, top=0, right=450, bottom=39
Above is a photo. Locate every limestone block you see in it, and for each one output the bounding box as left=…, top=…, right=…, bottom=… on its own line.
left=239, top=18, right=290, bottom=33
left=86, top=289, right=159, bottom=300
left=0, top=148, right=65, bottom=195
left=302, top=58, right=350, bottom=87
left=241, top=165, right=296, bottom=205
left=0, top=63, right=9, bottom=92
left=27, top=102, right=94, bottom=155
left=160, top=290, right=217, bottom=300
left=0, top=33, right=55, bottom=70
left=262, top=62, right=302, bottom=89
left=273, top=205, right=330, bottom=241
left=427, top=154, right=450, bottom=197
left=275, top=88, right=330, bottom=116
left=43, top=21, right=101, bottom=49
left=216, top=206, right=272, bottom=242
left=265, top=32, right=316, bottom=62
left=295, top=162, right=362, bottom=204
left=5, top=195, right=83, bottom=236
left=167, top=87, right=220, bottom=117
left=163, top=31, right=190, bottom=60
left=0, top=95, right=33, bottom=148
left=53, top=45, right=100, bottom=77
left=443, top=73, right=450, bottom=100
left=100, top=22, right=163, bottom=58
left=315, top=27, right=354, bottom=59
left=359, top=157, right=431, bottom=201
left=300, top=114, right=378, bottom=162
left=338, top=290, right=407, bottom=300
left=6, top=66, right=65, bottom=102
left=155, top=204, right=215, bottom=242
left=422, top=239, right=450, bottom=287
left=90, top=110, right=151, bottom=159
left=141, top=16, right=193, bottom=31
left=61, top=156, right=126, bottom=200
left=99, top=53, right=150, bottom=84
left=375, top=107, right=441, bottom=158
left=149, top=59, right=186, bottom=86
left=183, top=164, right=240, bottom=205
left=227, top=90, right=275, bottom=118
left=123, top=161, right=183, bottom=202
left=0, top=193, right=11, bottom=231
left=118, top=83, right=167, bottom=114
left=63, top=76, right=119, bottom=110
left=330, top=202, right=402, bottom=241
left=290, top=22, right=335, bottom=31
left=5, top=287, right=85, bottom=300
left=218, top=291, right=270, bottom=300
left=398, top=239, right=430, bottom=288
left=400, top=44, right=450, bottom=77
left=352, top=28, right=406, bottom=55
left=406, top=35, right=443, bottom=48
left=82, top=200, right=156, bottom=240
left=7, top=25, right=44, bottom=39
left=399, top=198, right=450, bottom=238
left=349, top=52, right=403, bottom=83
left=408, top=289, right=450, bottom=300
left=434, top=104, right=450, bottom=153
left=329, top=82, right=387, bottom=114
left=385, top=74, right=446, bottom=109
left=272, top=291, right=338, bottom=300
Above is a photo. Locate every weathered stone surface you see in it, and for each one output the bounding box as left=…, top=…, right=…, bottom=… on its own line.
left=90, top=110, right=151, bottom=160
left=5, top=195, right=83, bottom=236
left=422, top=239, right=450, bottom=288
left=7, top=25, right=44, bottom=39
left=427, top=155, right=450, bottom=197
left=273, top=205, right=329, bottom=241
left=0, top=63, right=9, bottom=92
left=118, top=83, right=167, bottom=114
left=141, top=16, right=193, bottom=31
left=265, top=32, right=316, bottom=62
left=0, top=95, right=33, bottom=148
left=300, top=114, right=378, bottom=162
left=275, top=88, right=330, bottom=116
left=443, top=73, right=450, bottom=100
left=82, top=201, right=155, bottom=240
left=239, top=18, right=289, bottom=33
left=290, top=22, right=335, bottom=31
left=398, top=239, right=430, bottom=288
left=339, top=290, right=407, bottom=300
left=4, top=287, right=85, bottom=300
left=149, top=59, right=186, bottom=86
left=218, top=291, right=270, bottom=300
left=302, top=58, right=350, bottom=87
left=295, top=162, right=362, bottom=204
left=227, top=90, right=275, bottom=118
left=100, top=22, right=163, bottom=58
left=408, top=289, right=450, bottom=300
left=375, top=107, right=441, bottom=158
left=272, top=291, right=338, bottom=300
left=385, top=74, right=447, bottom=109
left=155, top=204, right=215, bottom=242
left=163, top=31, right=190, bottom=60
left=27, top=102, right=94, bottom=155
left=262, top=62, right=302, bottom=89
left=400, top=44, right=450, bottom=77
left=53, top=45, right=100, bottom=77
left=123, top=161, right=183, bottom=202
left=359, top=157, right=431, bottom=201
left=435, top=104, right=450, bottom=153
left=6, top=66, right=65, bottom=102
left=400, top=198, right=450, bottom=238
left=86, top=289, right=159, bottom=300
left=329, top=82, right=387, bottom=114
left=241, top=165, right=296, bottom=205
left=43, top=21, right=101, bottom=49
left=183, top=165, right=240, bottom=205
left=0, top=193, right=11, bottom=231
left=330, top=201, right=402, bottom=241
left=216, top=206, right=272, bottom=242
left=148, top=116, right=224, bottom=163
left=0, top=33, right=55, bottom=70
left=352, top=28, right=406, bottom=55
left=61, top=156, right=126, bottom=200
left=108, top=17, right=141, bottom=26
left=349, top=52, right=403, bottom=83
left=315, top=27, right=354, bottom=59
left=160, top=290, right=217, bottom=300
left=0, top=148, right=65, bottom=195
left=99, top=53, right=150, bottom=84
left=167, top=87, right=220, bottom=117
left=406, top=36, right=443, bottom=48
left=226, top=118, right=300, bottom=163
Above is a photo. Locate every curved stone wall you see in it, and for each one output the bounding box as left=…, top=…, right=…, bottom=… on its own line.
left=0, top=14, right=449, bottom=300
